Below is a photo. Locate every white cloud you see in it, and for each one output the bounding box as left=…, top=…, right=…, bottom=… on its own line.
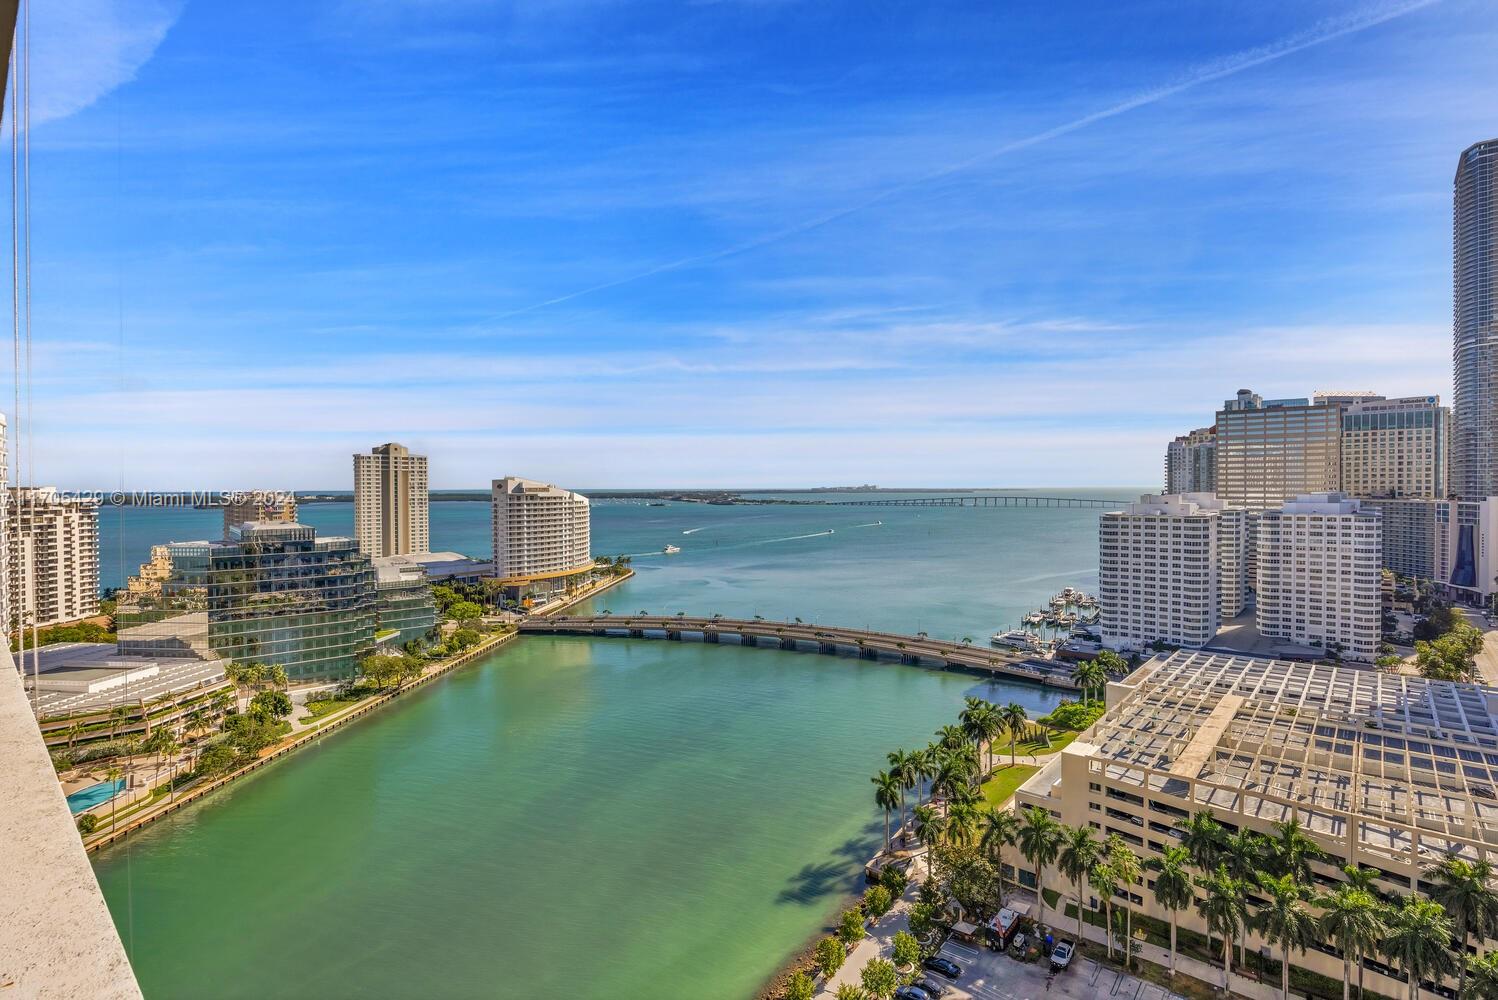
left=31, top=0, right=182, bottom=123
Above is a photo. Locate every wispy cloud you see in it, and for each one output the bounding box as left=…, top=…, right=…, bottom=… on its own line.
left=484, top=0, right=1442, bottom=318
left=31, top=0, right=183, bottom=123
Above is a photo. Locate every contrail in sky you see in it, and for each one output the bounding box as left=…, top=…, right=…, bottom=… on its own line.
left=491, top=0, right=1439, bottom=320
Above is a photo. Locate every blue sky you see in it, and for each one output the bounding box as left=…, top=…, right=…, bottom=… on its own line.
left=24, top=0, right=1498, bottom=488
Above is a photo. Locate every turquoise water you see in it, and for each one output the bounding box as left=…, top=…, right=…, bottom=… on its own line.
left=91, top=488, right=1137, bottom=999
left=68, top=779, right=126, bottom=814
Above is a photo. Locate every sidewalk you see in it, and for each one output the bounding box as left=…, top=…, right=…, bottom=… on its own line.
left=1072, top=918, right=1278, bottom=1000
left=818, top=861, right=926, bottom=995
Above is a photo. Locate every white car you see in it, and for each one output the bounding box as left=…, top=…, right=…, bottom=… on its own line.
left=1049, top=940, right=1075, bottom=972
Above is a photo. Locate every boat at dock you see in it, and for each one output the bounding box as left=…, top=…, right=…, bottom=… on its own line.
left=990, top=629, right=1046, bottom=654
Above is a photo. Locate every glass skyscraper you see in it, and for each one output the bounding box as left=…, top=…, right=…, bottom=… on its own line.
left=1453, top=138, right=1498, bottom=499
left=124, top=523, right=379, bottom=681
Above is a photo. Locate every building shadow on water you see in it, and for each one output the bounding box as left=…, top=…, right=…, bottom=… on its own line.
left=775, top=819, right=882, bottom=906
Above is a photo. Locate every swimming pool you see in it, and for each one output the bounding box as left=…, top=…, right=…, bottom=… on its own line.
left=67, top=779, right=125, bottom=815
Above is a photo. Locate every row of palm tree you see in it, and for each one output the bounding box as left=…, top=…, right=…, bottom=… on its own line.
left=991, top=804, right=1498, bottom=1000
left=871, top=698, right=1038, bottom=852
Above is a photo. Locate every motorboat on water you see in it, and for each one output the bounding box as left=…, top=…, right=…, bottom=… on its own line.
left=991, top=629, right=1045, bottom=653
left=662, top=544, right=681, bottom=554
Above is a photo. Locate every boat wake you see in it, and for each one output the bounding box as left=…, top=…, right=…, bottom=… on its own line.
left=746, top=529, right=836, bottom=546
left=682, top=527, right=707, bottom=535
left=853, top=521, right=882, bottom=528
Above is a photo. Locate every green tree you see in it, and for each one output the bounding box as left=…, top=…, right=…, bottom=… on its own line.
left=1266, top=818, right=1324, bottom=882
left=1016, top=806, right=1063, bottom=928
left=892, top=929, right=920, bottom=968
left=1465, top=952, right=1498, bottom=1000
left=837, top=907, right=866, bottom=946
left=1151, top=845, right=1195, bottom=978
left=886, top=748, right=917, bottom=834
left=77, top=813, right=99, bottom=835
left=1194, top=865, right=1247, bottom=991
left=448, top=600, right=483, bottom=622
left=1059, top=824, right=1101, bottom=945
left=981, top=809, right=1020, bottom=906
left=1108, top=835, right=1143, bottom=970
left=863, top=884, right=893, bottom=920
left=1000, top=703, right=1028, bottom=766
left=1178, top=810, right=1224, bottom=873
left=783, top=970, right=815, bottom=1000
left=946, top=801, right=981, bottom=849
left=872, top=771, right=901, bottom=853
left=195, top=743, right=237, bottom=777
left=249, top=689, right=293, bottom=720
left=815, top=937, right=846, bottom=979
left=1254, top=873, right=1316, bottom=1000
left=907, top=902, right=937, bottom=940
left=1424, top=856, right=1498, bottom=998
left=912, top=804, right=945, bottom=856
left=834, top=985, right=865, bottom=1000
left=879, top=863, right=909, bottom=899
left=859, top=957, right=898, bottom=1000
left=1317, top=883, right=1387, bottom=1000
left=1382, top=895, right=1456, bottom=1000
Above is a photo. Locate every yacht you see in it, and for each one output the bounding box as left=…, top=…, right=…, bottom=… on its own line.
left=662, top=544, right=681, bottom=554
left=990, top=629, right=1044, bottom=653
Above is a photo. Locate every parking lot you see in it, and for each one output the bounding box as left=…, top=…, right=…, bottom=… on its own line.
left=918, top=936, right=1190, bottom=1000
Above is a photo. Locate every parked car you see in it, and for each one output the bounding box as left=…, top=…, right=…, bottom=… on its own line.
left=912, top=976, right=948, bottom=997
left=1050, top=940, right=1075, bottom=972
left=922, top=955, right=962, bottom=979
left=894, top=987, right=933, bottom=1000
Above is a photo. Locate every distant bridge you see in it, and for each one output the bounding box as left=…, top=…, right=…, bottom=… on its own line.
left=518, top=615, right=1080, bottom=689
left=805, top=495, right=1126, bottom=508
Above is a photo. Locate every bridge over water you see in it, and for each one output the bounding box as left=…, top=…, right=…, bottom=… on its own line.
left=801, top=495, right=1126, bottom=508
left=518, top=615, right=1080, bottom=689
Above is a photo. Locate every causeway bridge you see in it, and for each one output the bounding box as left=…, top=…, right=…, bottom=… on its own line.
left=806, top=495, right=1125, bottom=508
left=518, top=615, right=1080, bottom=689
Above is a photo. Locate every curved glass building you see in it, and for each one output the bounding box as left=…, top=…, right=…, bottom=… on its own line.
left=1453, top=138, right=1498, bottom=499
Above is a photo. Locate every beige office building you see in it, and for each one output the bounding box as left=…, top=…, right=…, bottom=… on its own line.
left=491, top=477, right=591, bottom=585
left=1015, top=649, right=1495, bottom=1000
left=1255, top=492, right=1381, bottom=661
left=1214, top=389, right=1341, bottom=508
left=1340, top=394, right=1449, bottom=499
left=354, top=443, right=429, bottom=557
left=6, top=487, right=100, bottom=632
left=222, top=492, right=298, bottom=537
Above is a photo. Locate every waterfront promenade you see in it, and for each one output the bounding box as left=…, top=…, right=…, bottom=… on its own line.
left=519, top=615, right=1079, bottom=688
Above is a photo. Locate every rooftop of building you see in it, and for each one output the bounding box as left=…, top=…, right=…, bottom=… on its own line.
left=1071, top=649, right=1498, bottom=863
left=491, top=476, right=589, bottom=502
left=24, top=641, right=226, bottom=717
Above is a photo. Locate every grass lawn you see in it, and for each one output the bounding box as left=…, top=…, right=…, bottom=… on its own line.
left=300, top=693, right=373, bottom=725
left=993, top=729, right=1080, bottom=759
left=980, top=763, right=1040, bottom=811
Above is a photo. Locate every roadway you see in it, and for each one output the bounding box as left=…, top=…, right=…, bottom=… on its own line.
left=518, top=615, right=1080, bottom=688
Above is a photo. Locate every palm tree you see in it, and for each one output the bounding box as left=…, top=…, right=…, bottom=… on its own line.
left=105, top=764, right=123, bottom=831
left=1108, top=835, right=1143, bottom=969
left=1178, top=810, right=1224, bottom=873
left=1072, top=659, right=1105, bottom=703
left=887, top=749, right=917, bottom=835
left=1254, top=873, right=1316, bottom=1000
left=1000, top=703, right=1028, bottom=766
left=872, top=771, right=901, bottom=853
left=1195, top=865, right=1246, bottom=991
left=1016, top=806, right=1063, bottom=928
left=1425, top=855, right=1498, bottom=998
left=1266, top=818, right=1325, bottom=882
left=931, top=755, right=969, bottom=803
left=1151, top=845, right=1195, bottom=978
left=1382, top=895, right=1456, bottom=1000
left=1059, top=825, right=1101, bottom=945
left=914, top=746, right=939, bottom=806
left=912, top=804, right=946, bottom=859
left=1318, top=883, right=1387, bottom=1000
left=108, top=704, right=130, bottom=740
left=1089, top=861, right=1120, bottom=959
left=981, top=810, right=1020, bottom=906
left=1220, top=829, right=1266, bottom=969
left=65, top=720, right=83, bottom=749
left=935, top=724, right=966, bottom=752
left=947, top=801, right=981, bottom=848
left=267, top=663, right=288, bottom=691
left=1342, top=863, right=1387, bottom=900
left=1465, top=951, right=1498, bottom=1000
